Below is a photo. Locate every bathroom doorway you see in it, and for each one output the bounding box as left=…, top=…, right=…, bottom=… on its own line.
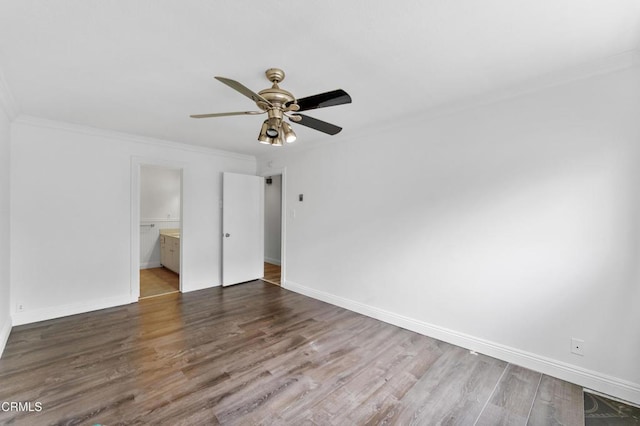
left=139, top=164, right=182, bottom=299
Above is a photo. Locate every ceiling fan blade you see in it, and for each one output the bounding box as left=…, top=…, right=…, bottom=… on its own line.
left=190, top=111, right=264, bottom=119
left=214, top=76, right=272, bottom=106
left=290, top=89, right=351, bottom=112
left=290, top=114, right=342, bottom=135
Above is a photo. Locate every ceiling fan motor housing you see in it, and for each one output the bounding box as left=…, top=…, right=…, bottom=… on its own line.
left=257, top=87, right=295, bottom=110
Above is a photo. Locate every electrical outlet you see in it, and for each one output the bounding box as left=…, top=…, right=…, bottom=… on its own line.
left=17, top=304, right=24, bottom=312
left=571, top=338, right=585, bottom=356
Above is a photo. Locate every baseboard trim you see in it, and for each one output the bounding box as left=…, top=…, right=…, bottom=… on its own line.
left=141, top=261, right=162, bottom=269
left=0, top=315, right=12, bottom=358
left=11, top=295, right=133, bottom=326
left=264, top=257, right=281, bottom=266
left=182, top=281, right=219, bottom=293
left=284, top=280, right=640, bottom=406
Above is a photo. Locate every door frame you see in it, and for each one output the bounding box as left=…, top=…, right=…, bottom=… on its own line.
left=130, top=156, right=185, bottom=302
left=259, top=167, right=286, bottom=287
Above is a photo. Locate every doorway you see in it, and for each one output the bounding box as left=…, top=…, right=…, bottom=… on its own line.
left=263, top=174, right=282, bottom=285
left=139, top=164, right=182, bottom=299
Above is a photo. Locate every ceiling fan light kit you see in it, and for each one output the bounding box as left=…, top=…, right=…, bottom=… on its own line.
left=190, top=68, right=351, bottom=146
left=281, top=122, right=297, bottom=143
left=257, top=121, right=271, bottom=145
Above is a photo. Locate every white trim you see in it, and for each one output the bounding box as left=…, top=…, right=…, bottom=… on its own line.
left=13, top=115, right=255, bottom=162
left=284, top=279, right=640, bottom=406
left=0, top=66, right=19, bottom=120
left=131, top=159, right=141, bottom=302
left=11, top=295, right=132, bottom=326
left=264, top=257, right=281, bottom=266
left=411, top=49, right=640, bottom=126
left=182, top=281, right=220, bottom=293
left=0, top=315, right=12, bottom=358
left=140, top=261, right=162, bottom=269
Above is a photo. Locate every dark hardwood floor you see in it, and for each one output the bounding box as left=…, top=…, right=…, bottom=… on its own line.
left=0, top=281, right=584, bottom=425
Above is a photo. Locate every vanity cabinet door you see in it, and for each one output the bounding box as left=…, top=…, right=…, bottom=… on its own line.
left=160, top=235, right=168, bottom=268
left=160, top=235, right=180, bottom=274
left=170, top=238, right=180, bottom=274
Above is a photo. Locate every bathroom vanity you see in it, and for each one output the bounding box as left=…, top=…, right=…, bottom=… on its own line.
left=159, top=229, right=180, bottom=274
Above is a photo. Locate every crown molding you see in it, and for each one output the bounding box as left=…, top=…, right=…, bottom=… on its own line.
left=257, top=48, right=640, bottom=164
left=463, top=48, right=639, bottom=107
left=0, top=66, right=20, bottom=120
left=398, top=48, right=640, bottom=130
left=12, top=115, right=256, bottom=162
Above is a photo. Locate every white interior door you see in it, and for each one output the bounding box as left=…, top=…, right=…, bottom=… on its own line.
left=222, top=172, right=264, bottom=286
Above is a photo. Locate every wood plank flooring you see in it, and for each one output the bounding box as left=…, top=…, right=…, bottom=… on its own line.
left=140, top=267, right=179, bottom=299
left=263, top=262, right=281, bottom=286
left=0, top=281, right=584, bottom=425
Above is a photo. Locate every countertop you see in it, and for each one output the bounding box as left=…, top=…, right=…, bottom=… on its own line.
left=159, top=228, right=180, bottom=239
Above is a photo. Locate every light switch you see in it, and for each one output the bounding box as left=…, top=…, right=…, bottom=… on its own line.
left=299, top=194, right=304, bottom=202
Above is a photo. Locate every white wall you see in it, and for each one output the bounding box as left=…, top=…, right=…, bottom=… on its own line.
left=140, top=165, right=181, bottom=268
left=0, top=102, right=11, bottom=355
left=264, top=174, right=282, bottom=264
left=10, top=117, right=255, bottom=325
left=140, top=165, right=181, bottom=221
left=258, top=65, right=640, bottom=404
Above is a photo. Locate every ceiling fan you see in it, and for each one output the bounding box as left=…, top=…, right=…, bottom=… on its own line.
left=190, top=68, right=352, bottom=146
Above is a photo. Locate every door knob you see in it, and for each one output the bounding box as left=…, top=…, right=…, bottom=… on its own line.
left=225, top=233, right=230, bottom=237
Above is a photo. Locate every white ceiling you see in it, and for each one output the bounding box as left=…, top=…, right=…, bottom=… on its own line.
left=0, top=1, right=638, bottom=156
